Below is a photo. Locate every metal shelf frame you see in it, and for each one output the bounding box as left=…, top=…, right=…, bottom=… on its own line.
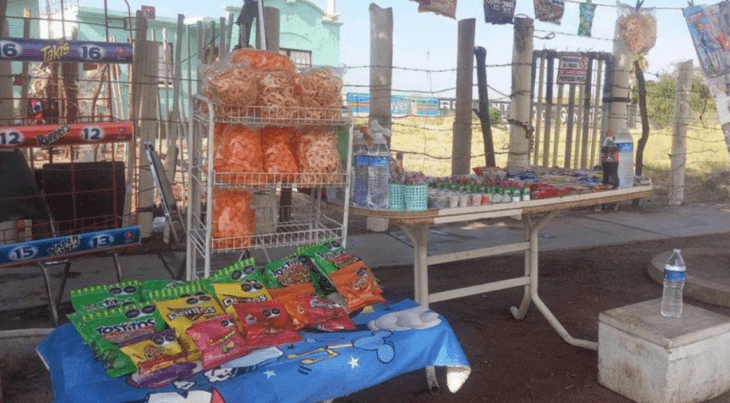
left=186, top=95, right=354, bottom=280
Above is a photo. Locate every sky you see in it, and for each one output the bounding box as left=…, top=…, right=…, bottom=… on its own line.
left=90, top=0, right=704, bottom=98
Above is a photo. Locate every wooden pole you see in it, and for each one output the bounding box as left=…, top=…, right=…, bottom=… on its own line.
left=633, top=60, right=649, bottom=177
left=474, top=46, right=496, bottom=168
left=573, top=84, right=584, bottom=169
left=264, top=7, right=280, bottom=52
left=165, top=14, right=184, bottom=188
left=452, top=18, right=475, bottom=175
left=580, top=56, right=594, bottom=169
left=541, top=51, right=555, bottom=168
left=20, top=8, right=32, bottom=121
left=507, top=17, right=534, bottom=171
left=551, top=83, right=564, bottom=167
left=669, top=60, right=692, bottom=207
left=607, top=26, right=632, bottom=135
left=589, top=60, right=603, bottom=168
left=138, top=35, right=160, bottom=238
left=369, top=3, right=393, bottom=134
left=533, top=54, right=545, bottom=166
left=564, top=84, right=576, bottom=169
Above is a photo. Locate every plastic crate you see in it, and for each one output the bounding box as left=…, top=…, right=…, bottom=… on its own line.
left=405, top=184, right=428, bottom=211
left=388, top=184, right=405, bottom=210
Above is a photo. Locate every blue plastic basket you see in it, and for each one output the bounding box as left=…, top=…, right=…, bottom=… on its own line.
left=405, top=184, right=428, bottom=211
left=388, top=184, right=405, bottom=210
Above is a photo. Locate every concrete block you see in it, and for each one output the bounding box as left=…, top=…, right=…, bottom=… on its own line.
left=598, top=299, right=730, bottom=403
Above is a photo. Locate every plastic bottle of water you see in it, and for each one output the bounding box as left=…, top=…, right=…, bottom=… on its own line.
left=661, top=249, right=686, bottom=318
left=352, top=131, right=369, bottom=206
left=614, top=125, right=635, bottom=189
left=367, top=121, right=391, bottom=209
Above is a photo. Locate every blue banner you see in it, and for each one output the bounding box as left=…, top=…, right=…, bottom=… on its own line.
left=0, top=226, right=140, bottom=266
left=0, top=38, right=134, bottom=63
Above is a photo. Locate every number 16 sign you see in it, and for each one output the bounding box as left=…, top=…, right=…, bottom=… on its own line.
left=0, top=38, right=133, bottom=63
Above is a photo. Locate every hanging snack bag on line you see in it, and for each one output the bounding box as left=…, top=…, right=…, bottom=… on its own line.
left=483, top=0, right=516, bottom=25
left=187, top=314, right=249, bottom=370
left=616, top=1, right=657, bottom=55
left=578, top=1, right=597, bottom=37
left=150, top=281, right=226, bottom=362
left=261, top=127, right=299, bottom=182
left=212, top=187, right=256, bottom=250
left=533, top=0, right=565, bottom=25
left=70, top=280, right=145, bottom=313
left=119, top=328, right=190, bottom=388
left=213, top=125, right=264, bottom=184
left=414, top=0, right=457, bottom=19
left=69, top=302, right=167, bottom=377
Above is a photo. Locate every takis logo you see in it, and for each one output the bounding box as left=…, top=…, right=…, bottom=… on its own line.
left=36, top=125, right=70, bottom=147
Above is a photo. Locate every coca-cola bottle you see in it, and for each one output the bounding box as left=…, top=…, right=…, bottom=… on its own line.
left=601, top=136, right=619, bottom=189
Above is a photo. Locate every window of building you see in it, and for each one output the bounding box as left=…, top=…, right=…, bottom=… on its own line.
left=279, top=48, right=312, bottom=68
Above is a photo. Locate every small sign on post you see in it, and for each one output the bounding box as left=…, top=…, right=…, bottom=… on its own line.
left=141, top=5, right=156, bottom=20
left=557, top=53, right=589, bottom=85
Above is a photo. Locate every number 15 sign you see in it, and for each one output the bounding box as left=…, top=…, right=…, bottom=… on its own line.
left=0, top=38, right=133, bottom=63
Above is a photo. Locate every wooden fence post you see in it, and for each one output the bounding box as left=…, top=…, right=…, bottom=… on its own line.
left=452, top=18, right=475, bottom=175
left=474, top=46, right=496, bottom=168
left=507, top=17, right=534, bottom=170
left=669, top=60, right=692, bottom=207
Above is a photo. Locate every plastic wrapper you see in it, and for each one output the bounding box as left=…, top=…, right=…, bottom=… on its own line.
left=70, top=280, right=144, bottom=313
left=297, top=67, right=343, bottom=120
left=617, top=1, right=657, bottom=55
left=533, top=0, right=564, bottom=25
left=331, top=261, right=384, bottom=312
left=261, top=127, right=299, bottom=180
left=416, top=0, right=457, bottom=19
left=234, top=300, right=301, bottom=349
left=119, top=328, right=189, bottom=388
left=213, top=282, right=272, bottom=317
left=296, top=240, right=361, bottom=274
left=68, top=303, right=167, bottom=377
left=212, top=188, right=256, bottom=250
left=277, top=293, right=355, bottom=332
left=231, top=48, right=295, bottom=71
left=209, top=258, right=264, bottom=284
left=258, top=70, right=302, bottom=122
left=578, top=2, right=597, bottom=37
left=213, top=125, right=264, bottom=184
left=296, top=128, right=343, bottom=185
left=150, top=281, right=226, bottom=362
left=140, top=279, right=187, bottom=297
left=186, top=315, right=249, bottom=370
left=483, top=0, right=516, bottom=24
left=264, top=254, right=314, bottom=288
left=201, top=53, right=259, bottom=114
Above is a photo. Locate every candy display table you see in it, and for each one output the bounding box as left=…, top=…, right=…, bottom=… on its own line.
left=37, top=297, right=470, bottom=403
left=345, top=184, right=653, bottom=351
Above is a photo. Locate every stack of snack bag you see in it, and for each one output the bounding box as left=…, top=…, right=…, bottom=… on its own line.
left=66, top=240, right=385, bottom=388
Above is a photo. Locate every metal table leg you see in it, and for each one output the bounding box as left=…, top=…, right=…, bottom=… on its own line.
left=510, top=215, right=533, bottom=320
left=523, top=211, right=598, bottom=350
left=36, top=261, right=59, bottom=327
left=111, top=251, right=123, bottom=282
left=398, top=224, right=440, bottom=394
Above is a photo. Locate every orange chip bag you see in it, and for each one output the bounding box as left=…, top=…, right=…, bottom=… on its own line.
left=331, top=261, right=384, bottom=312
left=277, top=293, right=354, bottom=332
left=212, top=188, right=256, bottom=250
left=261, top=127, right=299, bottom=181
left=214, top=125, right=264, bottom=184
left=231, top=49, right=295, bottom=71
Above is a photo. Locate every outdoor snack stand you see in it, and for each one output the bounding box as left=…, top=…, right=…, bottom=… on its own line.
left=345, top=184, right=653, bottom=351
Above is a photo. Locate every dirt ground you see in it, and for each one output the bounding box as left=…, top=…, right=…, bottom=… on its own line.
left=3, top=231, right=730, bottom=403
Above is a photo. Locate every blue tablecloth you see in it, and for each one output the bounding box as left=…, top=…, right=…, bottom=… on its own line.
left=37, top=298, right=470, bottom=403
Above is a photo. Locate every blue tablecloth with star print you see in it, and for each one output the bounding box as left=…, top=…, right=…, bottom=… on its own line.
left=37, top=298, right=470, bottom=403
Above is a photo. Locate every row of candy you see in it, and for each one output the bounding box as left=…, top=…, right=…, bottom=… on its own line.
left=67, top=240, right=384, bottom=388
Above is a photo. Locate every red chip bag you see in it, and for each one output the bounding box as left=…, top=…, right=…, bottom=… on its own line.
left=186, top=315, right=248, bottom=370
left=234, top=300, right=301, bottom=349
left=331, top=262, right=384, bottom=312
left=279, top=294, right=354, bottom=332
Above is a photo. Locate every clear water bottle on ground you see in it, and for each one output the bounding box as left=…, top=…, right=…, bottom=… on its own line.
left=352, top=131, right=369, bottom=206
left=661, top=249, right=686, bottom=318
left=614, top=125, right=635, bottom=189
left=367, top=120, right=391, bottom=209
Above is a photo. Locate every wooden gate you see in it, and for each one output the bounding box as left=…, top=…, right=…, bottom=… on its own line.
left=530, top=50, right=613, bottom=170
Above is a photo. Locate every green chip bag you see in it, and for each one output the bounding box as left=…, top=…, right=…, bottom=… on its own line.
left=208, top=258, right=265, bottom=285
left=70, top=280, right=145, bottom=313
left=141, top=279, right=188, bottom=297
left=297, top=240, right=361, bottom=274
left=146, top=279, right=216, bottom=302
left=263, top=254, right=314, bottom=288
left=71, top=302, right=167, bottom=377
